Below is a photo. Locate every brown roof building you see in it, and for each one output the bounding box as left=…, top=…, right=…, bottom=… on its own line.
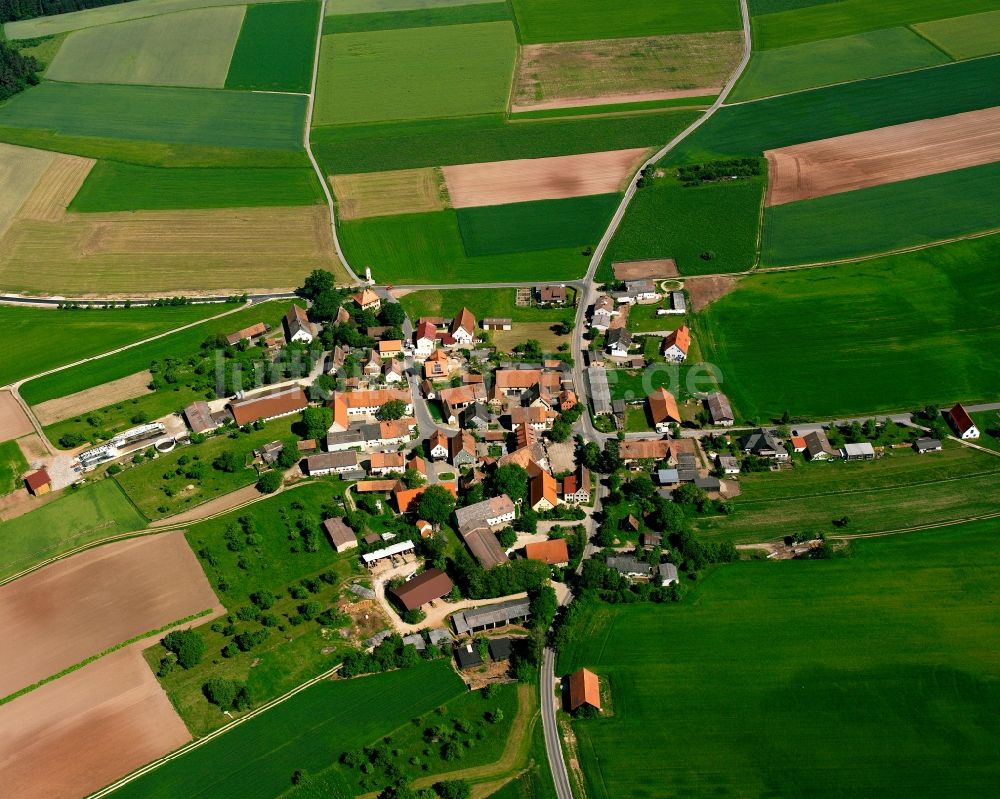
left=322, top=518, right=358, bottom=552
left=619, top=438, right=671, bottom=462
left=24, top=469, right=51, bottom=496
left=225, top=322, right=268, bottom=346
left=184, top=401, right=221, bottom=434
left=391, top=568, right=454, bottom=611
left=229, top=386, right=308, bottom=427
left=524, top=539, right=570, bottom=566
left=567, top=668, right=601, bottom=712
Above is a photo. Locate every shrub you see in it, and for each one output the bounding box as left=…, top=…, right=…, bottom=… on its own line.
left=161, top=629, right=204, bottom=669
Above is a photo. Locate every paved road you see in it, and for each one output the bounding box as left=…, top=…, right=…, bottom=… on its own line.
left=540, top=647, right=574, bottom=799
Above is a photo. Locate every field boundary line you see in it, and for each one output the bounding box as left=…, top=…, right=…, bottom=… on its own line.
left=830, top=509, right=1000, bottom=540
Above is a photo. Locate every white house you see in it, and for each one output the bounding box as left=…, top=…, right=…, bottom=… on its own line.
left=661, top=325, right=691, bottom=363
left=624, top=280, right=658, bottom=302
left=428, top=430, right=449, bottom=460
left=590, top=295, right=618, bottom=330
left=284, top=305, right=315, bottom=344
left=414, top=320, right=437, bottom=359
left=384, top=359, right=404, bottom=384
left=948, top=403, right=980, bottom=439
left=605, top=328, right=633, bottom=358
left=450, top=308, right=477, bottom=345
left=305, top=451, right=359, bottom=476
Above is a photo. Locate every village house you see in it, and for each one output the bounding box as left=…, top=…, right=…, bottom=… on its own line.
left=449, top=307, right=477, bottom=345
left=538, top=285, right=567, bottom=304
left=394, top=482, right=458, bottom=513
left=791, top=436, right=808, bottom=453
left=524, top=538, right=570, bottom=567
left=590, top=294, right=618, bottom=330
left=428, top=430, right=450, bottom=460
left=567, top=668, right=601, bottom=713
left=606, top=554, right=653, bottom=580
left=284, top=304, right=316, bottom=344
left=742, top=428, right=789, bottom=460
left=306, top=450, right=359, bottom=476
left=461, top=402, right=492, bottom=429
left=661, top=324, right=691, bottom=363
left=328, top=345, right=347, bottom=375
left=225, top=322, right=268, bottom=346
left=705, top=392, right=734, bottom=426
left=482, top=317, right=512, bottom=331
left=383, top=359, right=404, bottom=384
left=330, top=388, right=413, bottom=431
left=449, top=429, right=478, bottom=468
left=322, top=518, right=358, bottom=553
left=423, top=348, right=450, bottom=380
left=561, top=466, right=591, bottom=504
left=529, top=469, right=560, bottom=512
left=619, top=437, right=672, bottom=463
left=804, top=429, right=836, bottom=461
left=229, top=386, right=309, bottom=427
left=413, top=320, right=437, bottom=359
left=716, top=454, right=740, bottom=475
left=352, top=288, right=381, bottom=312
left=647, top=388, right=681, bottom=433
left=363, top=349, right=381, bottom=377
left=605, top=328, right=633, bottom=358
left=391, top=568, right=454, bottom=611
left=377, top=340, right=403, bottom=359
left=948, top=403, right=980, bottom=439
left=624, top=279, right=658, bottom=302
left=439, top=383, right=487, bottom=423
left=509, top=404, right=555, bottom=432
left=368, top=451, right=406, bottom=477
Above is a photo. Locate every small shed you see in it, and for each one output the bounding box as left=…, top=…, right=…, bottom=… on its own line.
left=488, top=637, right=512, bottom=662
left=322, top=518, right=358, bottom=553
left=567, top=668, right=601, bottom=712
left=24, top=469, right=51, bottom=496
left=455, top=642, right=484, bottom=670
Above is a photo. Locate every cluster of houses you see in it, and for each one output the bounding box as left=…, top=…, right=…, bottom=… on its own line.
left=588, top=283, right=692, bottom=366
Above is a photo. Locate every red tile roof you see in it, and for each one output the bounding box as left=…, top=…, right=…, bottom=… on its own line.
left=568, top=668, right=601, bottom=711
left=229, top=386, right=308, bottom=427
left=949, top=403, right=977, bottom=435
left=524, top=539, right=570, bottom=565
left=647, top=388, right=680, bottom=425
left=24, top=469, right=50, bottom=492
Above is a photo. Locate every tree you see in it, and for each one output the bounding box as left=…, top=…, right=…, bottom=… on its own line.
left=435, top=780, right=472, bottom=799
left=202, top=677, right=245, bottom=709
left=497, top=528, right=517, bottom=548
left=0, top=41, right=40, bottom=103
left=416, top=485, right=456, bottom=526
left=309, top=290, right=342, bottom=323
left=379, top=302, right=406, bottom=327
left=213, top=449, right=243, bottom=473
left=277, top=439, right=300, bottom=469
left=257, top=470, right=283, bottom=493
left=302, top=406, right=333, bottom=440
left=550, top=416, right=572, bottom=442
left=488, top=464, right=528, bottom=504
left=376, top=399, right=407, bottom=421
left=301, top=269, right=335, bottom=299
left=161, top=629, right=204, bottom=669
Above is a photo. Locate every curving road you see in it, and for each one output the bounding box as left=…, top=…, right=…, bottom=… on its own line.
left=541, top=647, right=574, bottom=799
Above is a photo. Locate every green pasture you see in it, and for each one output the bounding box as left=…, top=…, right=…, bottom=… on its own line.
left=326, top=0, right=500, bottom=14
left=558, top=519, right=1000, bottom=798
left=19, top=302, right=293, bottom=405
left=970, top=410, right=1000, bottom=453
left=323, top=2, right=509, bottom=33
left=0, top=480, right=146, bottom=583
left=603, top=174, right=764, bottom=277
left=226, top=1, right=319, bottom=93
left=0, top=304, right=223, bottom=389
left=315, top=22, right=517, bottom=126
left=112, top=661, right=466, bottom=799
left=341, top=210, right=588, bottom=284
left=626, top=302, right=687, bottom=333
left=457, top=194, right=620, bottom=257
left=695, top=235, right=1000, bottom=420
left=484, top=714, right=556, bottom=799
left=312, top=109, right=700, bottom=173
left=762, top=161, right=1000, bottom=265
left=398, top=287, right=575, bottom=324
left=0, top=440, right=29, bottom=496
left=0, top=82, right=307, bottom=152
left=729, top=26, right=950, bottom=102
left=45, top=6, right=245, bottom=89
left=69, top=163, right=323, bottom=212
left=511, top=0, right=742, bottom=43
left=673, top=56, right=1000, bottom=162
left=748, top=0, right=841, bottom=14
left=15, top=33, right=68, bottom=73
left=914, top=10, right=1000, bottom=59
left=752, top=0, right=1000, bottom=50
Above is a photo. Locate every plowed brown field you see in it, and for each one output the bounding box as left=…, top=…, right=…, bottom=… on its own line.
left=0, top=391, right=33, bottom=442
left=32, top=370, right=153, bottom=425
left=765, top=107, right=1000, bottom=206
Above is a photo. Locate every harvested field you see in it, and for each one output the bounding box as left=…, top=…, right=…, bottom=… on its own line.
left=17, top=152, right=96, bottom=221
left=512, top=32, right=740, bottom=112
left=0, top=531, right=221, bottom=698
left=492, top=322, right=571, bottom=353
left=0, top=143, right=55, bottom=239
left=685, top=274, right=739, bottom=311
left=915, top=10, right=1000, bottom=60
left=15, top=434, right=47, bottom=466
left=331, top=167, right=448, bottom=220
left=32, top=371, right=153, bottom=426
left=612, top=258, right=678, bottom=280
left=765, top=107, right=1000, bottom=206
left=443, top=148, right=648, bottom=207
left=0, top=647, right=191, bottom=799
left=0, top=392, right=33, bottom=442
left=514, top=88, right=717, bottom=113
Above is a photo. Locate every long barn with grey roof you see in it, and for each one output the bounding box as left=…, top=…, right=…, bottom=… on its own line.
left=452, top=598, right=530, bottom=635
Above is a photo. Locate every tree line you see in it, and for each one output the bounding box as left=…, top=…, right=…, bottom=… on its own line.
left=0, top=39, right=39, bottom=102
left=1, top=0, right=126, bottom=23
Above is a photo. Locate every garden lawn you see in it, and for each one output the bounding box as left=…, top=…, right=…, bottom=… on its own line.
left=761, top=161, right=1000, bottom=266
left=0, top=440, right=28, bottom=496
left=511, top=0, right=741, bottom=43
left=69, top=163, right=323, bottom=212
left=44, top=6, right=245, bottom=89
left=558, top=518, right=1000, bottom=798
left=626, top=302, right=687, bottom=333
left=0, top=480, right=146, bottom=582
left=914, top=10, right=1000, bottom=60
left=315, top=22, right=517, bottom=125
left=696, top=235, right=1000, bottom=420
left=111, top=661, right=466, bottom=799
left=226, top=1, right=320, bottom=93
left=729, top=26, right=950, bottom=102
left=604, top=174, right=764, bottom=276
left=311, top=109, right=700, bottom=174
left=0, top=303, right=223, bottom=389
left=323, top=2, right=510, bottom=34
left=398, top=287, right=575, bottom=323
left=751, top=0, right=1000, bottom=50
left=969, top=411, right=1000, bottom=454
left=606, top=362, right=719, bottom=403
left=674, top=56, right=1000, bottom=162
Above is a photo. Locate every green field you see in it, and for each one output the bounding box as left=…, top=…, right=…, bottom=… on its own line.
left=0, top=304, right=224, bottom=389
left=0, top=480, right=146, bottom=582
left=112, top=661, right=467, bottom=799
left=558, top=519, right=1000, bottom=798
left=342, top=210, right=588, bottom=284
left=19, top=302, right=292, bottom=405
left=762, top=161, right=1000, bottom=265
left=0, top=440, right=29, bottom=497
left=509, top=95, right=716, bottom=120
left=323, top=2, right=509, bottom=33
left=398, top=287, right=575, bottom=323
left=673, top=56, right=1000, bottom=162
left=226, top=1, right=320, bottom=93
left=696, top=235, right=1000, bottom=420
left=312, top=109, right=700, bottom=174
left=603, top=174, right=764, bottom=277
left=748, top=0, right=841, bottom=14
left=69, top=163, right=323, bottom=212
left=606, top=361, right=717, bottom=403
left=914, top=9, right=1000, bottom=59
left=752, top=0, right=1000, bottom=50
left=44, top=6, right=245, bottom=89
left=326, top=0, right=500, bottom=13
left=315, top=22, right=517, bottom=126
left=457, top=194, right=621, bottom=257
left=0, top=82, right=307, bottom=152
left=511, top=0, right=742, bottom=43
left=730, top=26, right=950, bottom=101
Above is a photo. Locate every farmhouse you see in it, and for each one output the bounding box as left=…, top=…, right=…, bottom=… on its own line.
left=529, top=469, right=560, bottom=512
left=510, top=405, right=554, bottom=432
left=369, top=452, right=405, bottom=476
left=538, top=285, right=567, bottom=304
left=606, top=555, right=652, bottom=579
left=353, top=288, right=381, bottom=312
left=647, top=388, right=681, bottom=433
left=567, top=668, right=601, bottom=712
left=305, top=450, right=359, bottom=476
left=394, top=482, right=458, bottom=514
left=482, top=317, right=512, bottom=331
left=229, top=386, right=308, bottom=427
left=452, top=598, right=531, bottom=635
left=414, top=320, right=437, bottom=358
left=225, top=322, right=268, bottom=346
left=363, top=350, right=381, bottom=376
left=384, top=359, right=404, bottom=384
left=322, top=518, right=358, bottom=553
left=524, top=538, right=569, bottom=567
left=705, top=392, right=734, bottom=426
left=449, top=429, right=478, bottom=468
left=914, top=437, right=943, bottom=454
left=391, top=568, right=454, bottom=611
left=842, top=442, right=876, bottom=461
left=948, top=403, right=980, bottom=439
left=24, top=469, right=51, bottom=496
left=450, top=307, right=477, bottom=345
left=491, top=368, right=561, bottom=406
left=590, top=295, right=618, bottom=330
left=183, top=400, right=226, bottom=434
left=284, top=305, right=315, bottom=344
left=605, top=328, right=633, bottom=358
left=624, top=279, right=658, bottom=302
left=661, top=325, right=691, bottom=363
left=619, top=438, right=672, bottom=463
left=440, top=384, right=487, bottom=423
left=804, top=429, right=836, bottom=461
left=424, top=348, right=450, bottom=379
left=377, top=340, right=403, bottom=359
left=330, top=388, right=413, bottom=430
left=326, top=428, right=365, bottom=451
left=716, top=454, right=740, bottom=475
left=742, top=428, right=788, bottom=460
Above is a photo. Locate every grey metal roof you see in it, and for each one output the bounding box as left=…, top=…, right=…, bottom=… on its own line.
left=588, top=367, right=612, bottom=415
left=606, top=555, right=652, bottom=576
left=914, top=437, right=942, bottom=452
left=452, top=598, right=531, bottom=635
left=402, top=633, right=426, bottom=651
left=428, top=627, right=453, bottom=645
left=658, top=562, right=679, bottom=583
left=656, top=468, right=680, bottom=484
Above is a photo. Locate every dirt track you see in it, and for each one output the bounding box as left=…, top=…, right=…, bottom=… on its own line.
left=765, top=106, right=1000, bottom=206
left=0, top=531, right=221, bottom=697
left=512, top=88, right=717, bottom=113
left=0, top=390, right=33, bottom=442
left=442, top=148, right=649, bottom=208
left=0, top=647, right=190, bottom=799
left=32, top=370, right=153, bottom=425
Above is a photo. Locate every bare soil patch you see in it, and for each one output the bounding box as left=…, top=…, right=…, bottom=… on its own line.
left=685, top=275, right=740, bottom=311
left=331, top=167, right=448, bottom=220
left=612, top=258, right=679, bottom=280
left=0, top=391, right=34, bottom=442
left=0, top=647, right=190, bottom=799
left=32, top=370, right=153, bottom=425
left=513, top=32, right=741, bottom=112
left=16, top=434, right=48, bottom=466
left=765, top=106, right=1000, bottom=206
left=0, top=531, right=221, bottom=697
left=443, top=148, right=649, bottom=208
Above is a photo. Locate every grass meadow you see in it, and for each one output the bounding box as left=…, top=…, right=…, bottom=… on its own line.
left=456, top=194, right=621, bottom=256
left=695, top=235, right=1000, bottom=420
left=311, top=109, right=700, bottom=174
left=729, top=26, right=950, bottom=101
left=762, top=161, right=1000, bottom=265
left=511, top=0, right=741, bottom=43
left=558, top=519, right=1000, bottom=798
left=225, top=1, right=320, bottom=93
left=325, top=0, right=500, bottom=13
left=0, top=304, right=223, bottom=389
left=112, top=661, right=466, bottom=799
left=675, top=56, right=1000, bottom=161
left=398, top=287, right=576, bottom=324
left=44, top=6, right=245, bottom=89
left=0, top=480, right=146, bottom=582
left=914, top=10, right=1000, bottom=59
left=315, top=22, right=517, bottom=126
left=0, top=440, right=29, bottom=496
left=509, top=94, right=716, bottom=120
left=323, top=2, right=510, bottom=34
left=69, top=163, right=323, bottom=212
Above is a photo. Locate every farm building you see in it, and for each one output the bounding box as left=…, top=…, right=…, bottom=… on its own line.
left=524, top=539, right=570, bottom=567
left=914, top=437, right=943, bottom=454
left=842, top=442, right=876, bottom=461
left=322, top=518, right=358, bottom=553
left=24, top=469, right=51, bottom=496
left=455, top=495, right=516, bottom=530
left=741, top=428, right=788, bottom=460
left=305, top=450, right=359, bottom=476
left=488, top=637, right=512, bottom=662
left=606, top=555, right=652, bottom=579
left=790, top=436, right=807, bottom=453
left=482, top=317, right=512, bottom=331
left=658, top=562, right=679, bottom=586
left=590, top=295, right=618, bottom=330
left=461, top=527, right=508, bottom=569
left=391, top=568, right=454, bottom=611
left=661, top=325, right=691, bottom=363
left=255, top=440, right=284, bottom=464
left=183, top=401, right=227, bottom=434
left=362, top=540, right=415, bottom=570
left=429, top=627, right=453, bottom=646
left=402, top=633, right=426, bottom=652
left=393, top=482, right=458, bottom=514
left=647, top=388, right=681, bottom=433
left=229, top=386, right=308, bottom=427
left=452, top=598, right=531, bottom=636
left=326, top=429, right=365, bottom=451
left=947, top=403, right=980, bottom=439
left=284, top=305, right=315, bottom=344
left=330, top=388, right=413, bottom=430
left=624, top=279, right=658, bottom=302
left=589, top=367, right=612, bottom=416
left=705, top=392, right=734, bottom=426
left=716, top=455, right=740, bottom=475
left=656, top=468, right=680, bottom=485
left=619, top=438, right=671, bottom=462
left=454, top=642, right=483, bottom=670
left=369, top=452, right=405, bottom=476
left=567, top=668, right=601, bottom=712
left=659, top=291, right=686, bottom=316
left=225, top=322, right=268, bottom=346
